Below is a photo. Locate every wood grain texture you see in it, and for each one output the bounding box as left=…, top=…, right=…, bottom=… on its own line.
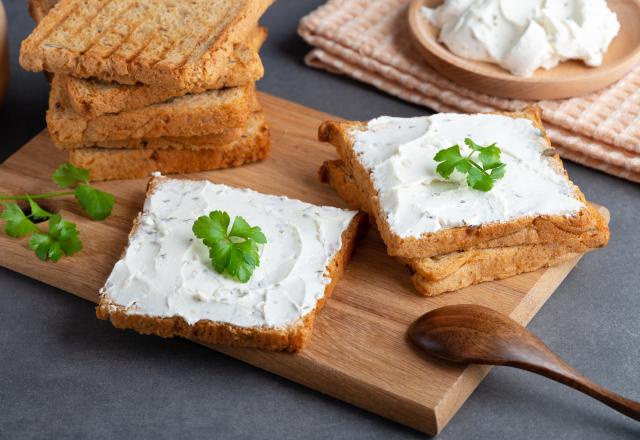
left=409, top=0, right=640, bottom=100
left=0, top=92, right=595, bottom=435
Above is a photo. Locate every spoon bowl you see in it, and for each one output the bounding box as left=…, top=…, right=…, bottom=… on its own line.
left=408, top=304, right=640, bottom=422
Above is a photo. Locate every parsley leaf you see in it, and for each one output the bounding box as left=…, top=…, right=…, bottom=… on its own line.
left=1, top=163, right=115, bottom=262
left=1, top=203, right=38, bottom=237
left=229, top=215, right=267, bottom=244
left=192, top=210, right=267, bottom=283
left=28, top=214, right=82, bottom=262
left=434, top=145, right=464, bottom=179
left=27, top=197, right=52, bottom=221
left=467, top=166, right=492, bottom=192
left=52, top=163, right=90, bottom=188
left=434, top=137, right=506, bottom=192
left=489, top=163, right=506, bottom=181
left=74, top=184, right=115, bottom=220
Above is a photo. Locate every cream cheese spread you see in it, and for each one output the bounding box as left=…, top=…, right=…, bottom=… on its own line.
left=101, top=178, right=358, bottom=329
left=422, top=0, right=620, bottom=77
left=350, top=113, right=584, bottom=238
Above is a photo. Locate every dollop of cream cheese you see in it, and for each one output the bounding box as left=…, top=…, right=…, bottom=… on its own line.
left=350, top=113, right=584, bottom=238
left=422, top=0, right=620, bottom=77
left=101, top=178, right=358, bottom=329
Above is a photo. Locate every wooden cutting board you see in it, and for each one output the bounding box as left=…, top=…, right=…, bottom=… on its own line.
left=0, top=92, right=603, bottom=435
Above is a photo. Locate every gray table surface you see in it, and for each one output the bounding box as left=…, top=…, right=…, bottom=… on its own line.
left=0, top=1, right=638, bottom=438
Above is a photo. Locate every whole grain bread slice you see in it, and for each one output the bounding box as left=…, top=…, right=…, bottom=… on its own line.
left=320, top=159, right=609, bottom=295
left=96, top=175, right=368, bottom=351
left=27, top=0, right=58, bottom=23
left=86, top=127, right=243, bottom=151
left=61, top=109, right=264, bottom=151
left=409, top=248, right=582, bottom=296
left=21, top=0, right=273, bottom=88
left=318, top=107, right=597, bottom=259
left=58, top=27, right=267, bottom=118
left=69, top=113, right=270, bottom=181
left=47, top=79, right=256, bottom=148
left=27, top=1, right=267, bottom=113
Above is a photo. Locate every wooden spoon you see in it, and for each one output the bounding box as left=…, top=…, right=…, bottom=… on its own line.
left=408, top=304, right=640, bottom=421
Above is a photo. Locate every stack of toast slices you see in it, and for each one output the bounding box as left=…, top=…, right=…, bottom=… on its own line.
left=23, top=0, right=274, bottom=181
left=318, top=107, right=610, bottom=296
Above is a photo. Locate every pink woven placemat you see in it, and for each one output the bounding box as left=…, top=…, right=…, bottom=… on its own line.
left=298, top=0, right=640, bottom=183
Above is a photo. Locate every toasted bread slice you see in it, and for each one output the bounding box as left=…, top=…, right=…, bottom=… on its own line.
left=59, top=27, right=267, bottom=118
left=60, top=109, right=265, bottom=151
left=409, top=248, right=581, bottom=296
left=319, top=107, right=596, bottom=258
left=96, top=175, right=367, bottom=351
left=320, top=159, right=609, bottom=295
left=27, top=1, right=266, bottom=112
left=319, top=160, right=609, bottom=271
left=21, top=0, right=273, bottom=88
left=47, top=80, right=256, bottom=148
left=85, top=127, right=243, bottom=151
left=27, top=0, right=58, bottom=23
left=69, top=112, right=270, bottom=181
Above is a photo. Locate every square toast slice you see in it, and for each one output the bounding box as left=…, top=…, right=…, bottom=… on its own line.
left=59, top=105, right=265, bottom=151
left=319, top=107, right=596, bottom=259
left=69, top=112, right=270, bottom=181
left=96, top=175, right=367, bottom=351
left=21, top=0, right=273, bottom=88
left=319, top=159, right=609, bottom=295
left=58, top=27, right=267, bottom=118
left=28, top=1, right=267, bottom=117
left=47, top=80, right=256, bottom=148
left=89, top=127, right=244, bottom=151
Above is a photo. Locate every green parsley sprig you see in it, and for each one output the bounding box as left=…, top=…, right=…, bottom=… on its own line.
left=434, top=138, right=506, bottom=192
left=0, top=163, right=115, bottom=262
left=193, top=210, right=267, bottom=283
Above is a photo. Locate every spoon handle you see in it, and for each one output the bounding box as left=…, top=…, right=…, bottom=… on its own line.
left=509, top=351, right=640, bottom=421
left=567, top=371, right=640, bottom=421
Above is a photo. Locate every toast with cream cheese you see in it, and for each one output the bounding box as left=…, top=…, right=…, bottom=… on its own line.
left=318, top=107, right=597, bottom=259
left=319, top=158, right=609, bottom=295
left=96, top=175, right=367, bottom=351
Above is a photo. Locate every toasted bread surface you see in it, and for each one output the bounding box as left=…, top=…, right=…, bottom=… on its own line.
left=59, top=27, right=267, bottom=117
left=21, top=0, right=273, bottom=88
left=96, top=175, right=368, bottom=351
left=318, top=107, right=596, bottom=259
left=87, top=127, right=243, bottom=151
left=47, top=80, right=256, bottom=147
left=69, top=115, right=270, bottom=181
left=27, top=0, right=58, bottom=22
left=409, top=249, right=581, bottom=296
left=60, top=110, right=263, bottom=151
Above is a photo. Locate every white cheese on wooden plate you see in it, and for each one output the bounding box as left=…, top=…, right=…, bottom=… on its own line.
left=423, top=0, right=620, bottom=77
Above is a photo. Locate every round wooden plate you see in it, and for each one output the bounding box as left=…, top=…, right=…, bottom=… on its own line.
left=408, top=0, right=640, bottom=100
